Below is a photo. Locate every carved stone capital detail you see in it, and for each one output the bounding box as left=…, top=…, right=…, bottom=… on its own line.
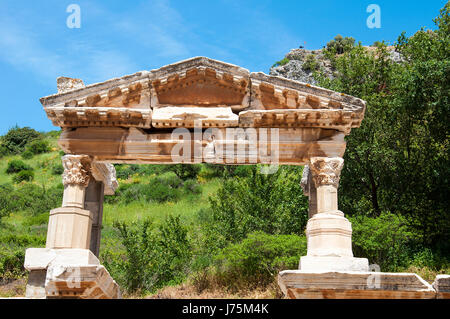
left=62, top=155, right=92, bottom=188
left=309, top=157, right=344, bottom=188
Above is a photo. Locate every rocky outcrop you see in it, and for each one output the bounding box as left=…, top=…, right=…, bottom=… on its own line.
left=270, top=46, right=403, bottom=85
left=270, top=49, right=333, bottom=85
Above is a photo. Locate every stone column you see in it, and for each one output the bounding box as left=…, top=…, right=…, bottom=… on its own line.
left=25, top=156, right=120, bottom=299
left=299, top=157, right=368, bottom=272
left=85, top=180, right=104, bottom=257
left=46, top=155, right=94, bottom=250
left=300, top=165, right=317, bottom=219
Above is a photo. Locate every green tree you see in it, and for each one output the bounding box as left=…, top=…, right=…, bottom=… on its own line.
left=316, top=4, right=449, bottom=248
left=204, top=165, right=308, bottom=251
left=1, top=126, right=41, bottom=154
left=110, top=215, right=192, bottom=294
left=325, top=34, right=355, bottom=55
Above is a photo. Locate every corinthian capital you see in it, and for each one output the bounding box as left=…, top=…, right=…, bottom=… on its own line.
left=62, top=155, right=92, bottom=187
left=309, top=157, right=344, bottom=188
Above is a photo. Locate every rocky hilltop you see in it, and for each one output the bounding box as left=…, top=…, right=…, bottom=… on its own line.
left=270, top=46, right=402, bottom=85
left=270, top=48, right=333, bottom=85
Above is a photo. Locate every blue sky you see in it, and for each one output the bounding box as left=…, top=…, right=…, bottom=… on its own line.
left=0, top=0, right=446, bottom=134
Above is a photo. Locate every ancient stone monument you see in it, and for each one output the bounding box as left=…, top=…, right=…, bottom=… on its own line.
left=25, top=57, right=445, bottom=298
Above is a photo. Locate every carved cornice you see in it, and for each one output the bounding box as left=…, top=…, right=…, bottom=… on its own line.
left=62, top=155, right=92, bottom=188
left=309, top=157, right=344, bottom=188
left=40, top=57, right=366, bottom=134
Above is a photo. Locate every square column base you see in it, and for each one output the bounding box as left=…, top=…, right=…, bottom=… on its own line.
left=299, top=256, right=369, bottom=272
left=24, top=248, right=120, bottom=299
left=433, top=275, right=450, bottom=299
left=278, top=270, right=437, bottom=299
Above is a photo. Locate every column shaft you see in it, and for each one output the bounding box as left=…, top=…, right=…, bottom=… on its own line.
left=46, top=155, right=93, bottom=250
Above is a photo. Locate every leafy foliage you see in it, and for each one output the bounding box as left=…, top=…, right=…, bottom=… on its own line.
left=349, top=212, right=416, bottom=271
left=21, top=150, right=33, bottom=160
left=0, top=126, right=41, bottom=155
left=210, top=232, right=306, bottom=291
left=50, top=162, right=64, bottom=175
left=6, top=160, right=32, bottom=174
left=315, top=5, right=450, bottom=250
left=24, top=139, right=50, bottom=155
left=0, top=183, right=63, bottom=217
left=106, top=172, right=201, bottom=205
left=172, top=164, right=202, bottom=180
left=103, top=215, right=192, bottom=294
left=202, top=165, right=308, bottom=252
left=325, top=34, right=355, bottom=55
left=272, top=57, right=290, bottom=68
left=301, top=54, right=319, bottom=72
left=12, top=170, right=34, bottom=183
left=0, top=231, right=46, bottom=280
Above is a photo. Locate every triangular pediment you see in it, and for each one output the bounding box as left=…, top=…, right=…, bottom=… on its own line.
left=149, top=57, right=250, bottom=109
left=40, top=56, right=366, bottom=134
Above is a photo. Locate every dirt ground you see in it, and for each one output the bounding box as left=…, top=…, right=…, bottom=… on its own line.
left=143, top=282, right=284, bottom=299
left=0, top=278, right=26, bottom=298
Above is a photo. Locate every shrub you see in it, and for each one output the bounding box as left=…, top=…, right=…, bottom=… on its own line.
left=13, top=170, right=34, bottom=183
left=349, top=212, right=418, bottom=271
left=302, top=54, right=319, bottom=72
left=197, top=164, right=226, bottom=180
left=325, top=34, right=355, bottom=55
left=183, top=179, right=202, bottom=195
left=51, top=163, right=64, bottom=175
left=107, top=215, right=192, bottom=294
left=205, top=165, right=308, bottom=250
left=2, top=183, right=63, bottom=216
left=146, top=182, right=180, bottom=203
left=152, top=215, right=192, bottom=288
left=6, top=160, right=32, bottom=174
left=25, top=139, right=50, bottom=155
left=115, top=164, right=140, bottom=180
left=114, top=164, right=173, bottom=180
left=0, top=233, right=46, bottom=280
left=43, top=130, right=61, bottom=139
left=0, top=184, right=14, bottom=221
left=1, top=126, right=41, bottom=154
left=0, top=145, right=9, bottom=158
left=172, top=164, right=202, bottom=180
left=205, top=232, right=306, bottom=291
left=272, top=57, right=290, bottom=68
left=21, top=150, right=33, bottom=159
left=23, top=212, right=49, bottom=226
left=0, top=248, right=26, bottom=279
left=119, top=184, right=148, bottom=204
left=151, top=172, right=183, bottom=189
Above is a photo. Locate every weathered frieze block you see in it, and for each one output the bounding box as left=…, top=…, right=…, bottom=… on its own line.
left=41, top=71, right=152, bottom=128
left=152, top=106, right=238, bottom=128
left=149, top=57, right=251, bottom=112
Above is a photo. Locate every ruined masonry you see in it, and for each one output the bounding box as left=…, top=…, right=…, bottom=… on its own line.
left=24, top=57, right=447, bottom=299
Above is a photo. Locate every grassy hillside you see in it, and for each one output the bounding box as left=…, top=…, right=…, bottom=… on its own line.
left=0, top=129, right=225, bottom=297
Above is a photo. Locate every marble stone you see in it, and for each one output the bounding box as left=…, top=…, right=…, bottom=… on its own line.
left=278, top=270, right=436, bottom=299
left=432, top=275, right=450, bottom=299
left=24, top=248, right=119, bottom=299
